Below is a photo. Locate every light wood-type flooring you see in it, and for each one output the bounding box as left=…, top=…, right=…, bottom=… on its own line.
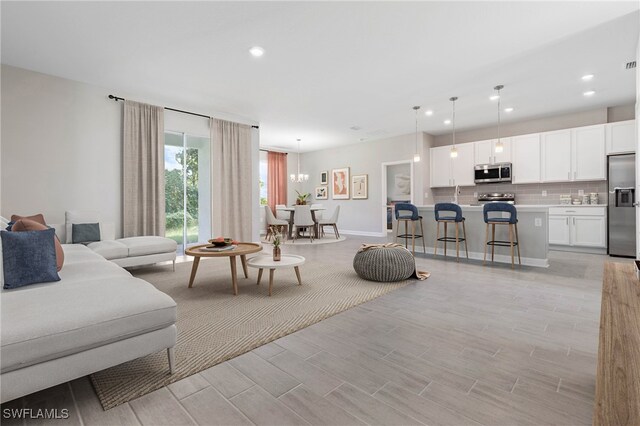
left=3, top=235, right=621, bottom=425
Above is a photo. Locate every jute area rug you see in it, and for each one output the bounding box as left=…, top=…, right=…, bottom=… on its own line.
left=90, top=258, right=413, bottom=409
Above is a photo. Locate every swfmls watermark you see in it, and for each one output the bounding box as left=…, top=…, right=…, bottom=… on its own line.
left=3, top=408, right=70, bottom=420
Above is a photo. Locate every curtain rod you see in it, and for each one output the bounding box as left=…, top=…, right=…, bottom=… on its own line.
left=108, top=95, right=259, bottom=129
left=259, top=149, right=287, bottom=154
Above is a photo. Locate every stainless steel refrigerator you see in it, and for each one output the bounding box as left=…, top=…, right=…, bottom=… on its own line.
left=608, top=153, right=636, bottom=257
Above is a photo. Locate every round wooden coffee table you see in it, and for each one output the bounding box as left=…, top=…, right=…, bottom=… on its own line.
left=246, top=254, right=306, bottom=296
left=185, top=243, right=263, bottom=295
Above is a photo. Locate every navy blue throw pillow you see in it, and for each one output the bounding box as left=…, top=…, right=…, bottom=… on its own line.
left=5, top=221, right=15, bottom=231
left=72, top=223, right=101, bottom=245
left=1, top=228, right=61, bottom=289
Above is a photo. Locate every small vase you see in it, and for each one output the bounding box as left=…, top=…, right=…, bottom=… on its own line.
left=273, top=246, right=281, bottom=261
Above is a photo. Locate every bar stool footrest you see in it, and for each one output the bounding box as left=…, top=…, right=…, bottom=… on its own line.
left=397, top=234, right=424, bottom=239
left=486, top=240, right=519, bottom=247
left=437, top=237, right=466, bottom=242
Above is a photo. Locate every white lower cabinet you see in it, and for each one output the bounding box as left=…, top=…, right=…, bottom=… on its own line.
left=548, top=216, right=571, bottom=245
left=572, top=216, right=606, bottom=247
left=548, top=207, right=606, bottom=249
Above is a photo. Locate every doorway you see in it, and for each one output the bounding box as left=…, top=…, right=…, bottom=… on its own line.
left=381, top=160, right=414, bottom=234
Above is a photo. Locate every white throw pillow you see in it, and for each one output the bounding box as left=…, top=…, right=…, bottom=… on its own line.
left=65, top=211, right=100, bottom=244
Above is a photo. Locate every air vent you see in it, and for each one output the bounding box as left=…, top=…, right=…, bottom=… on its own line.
left=350, top=126, right=362, bottom=131
left=625, top=61, right=636, bottom=70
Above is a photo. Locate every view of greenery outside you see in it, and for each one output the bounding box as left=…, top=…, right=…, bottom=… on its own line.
left=260, top=179, right=267, bottom=206
left=165, top=147, right=200, bottom=245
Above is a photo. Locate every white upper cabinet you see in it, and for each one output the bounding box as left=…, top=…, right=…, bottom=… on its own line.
left=511, top=134, right=541, bottom=184
left=430, top=146, right=452, bottom=188
left=451, top=143, right=476, bottom=187
left=542, top=130, right=572, bottom=182
left=572, top=124, right=606, bottom=181
left=430, top=144, right=475, bottom=187
left=606, top=120, right=636, bottom=154
left=474, top=139, right=511, bottom=165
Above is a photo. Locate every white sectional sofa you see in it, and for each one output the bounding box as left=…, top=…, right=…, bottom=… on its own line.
left=0, top=243, right=177, bottom=403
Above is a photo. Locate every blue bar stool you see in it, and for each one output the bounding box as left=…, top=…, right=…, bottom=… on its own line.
left=483, top=203, right=521, bottom=268
left=434, top=203, right=468, bottom=261
left=394, top=203, right=425, bottom=254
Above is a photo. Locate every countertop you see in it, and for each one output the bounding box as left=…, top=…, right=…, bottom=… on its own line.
left=418, top=204, right=607, bottom=211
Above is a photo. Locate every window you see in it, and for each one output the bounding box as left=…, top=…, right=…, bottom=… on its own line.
left=259, top=150, right=268, bottom=206
left=164, top=131, right=211, bottom=250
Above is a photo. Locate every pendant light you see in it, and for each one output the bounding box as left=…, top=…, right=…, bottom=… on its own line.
left=494, top=85, right=504, bottom=153
left=290, top=139, right=309, bottom=183
left=413, top=106, right=421, bottom=162
left=449, top=97, right=458, bottom=158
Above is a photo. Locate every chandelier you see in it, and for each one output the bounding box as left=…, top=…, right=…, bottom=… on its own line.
left=290, top=138, right=309, bottom=183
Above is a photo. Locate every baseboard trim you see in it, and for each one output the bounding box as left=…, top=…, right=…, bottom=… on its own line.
left=339, top=230, right=387, bottom=238
left=549, top=245, right=607, bottom=255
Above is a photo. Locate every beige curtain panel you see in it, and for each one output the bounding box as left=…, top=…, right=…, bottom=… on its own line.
left=211, top=118, right=253, bottom=242
left=122, top=100, right=165, bottom=237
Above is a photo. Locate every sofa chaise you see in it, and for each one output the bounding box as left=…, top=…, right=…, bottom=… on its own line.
left=0, top=242, right=177, bottom=404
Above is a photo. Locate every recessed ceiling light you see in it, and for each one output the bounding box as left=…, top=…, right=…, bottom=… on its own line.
left=424, top=110, right=434, bottom=116
left=504, top=107, right=514, bottom=113
left=444, top=119, right=451, bottom=125
left=249, top=46, right=265, bottom=57
left=581, top=74, right=594, bottom=81
left=489, top=95, right=500, bottom=101
left=583, top=90, right=595, bottom=97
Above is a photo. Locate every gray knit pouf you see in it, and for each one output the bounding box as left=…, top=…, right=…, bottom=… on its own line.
left=353, top=247, right=415, bottom=282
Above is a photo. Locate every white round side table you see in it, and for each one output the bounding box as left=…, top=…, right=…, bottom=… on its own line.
left=246, top=254, right=306, bottom=296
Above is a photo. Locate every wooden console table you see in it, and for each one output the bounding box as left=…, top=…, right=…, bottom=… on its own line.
left=593, top=261, right=640, bottom=425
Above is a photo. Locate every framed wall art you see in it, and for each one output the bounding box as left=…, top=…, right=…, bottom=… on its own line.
left=315, top=186, right=328, bottom=200
left=352, top=174, right=368, bottom=199
left=320, top=171, right=328, bottom=185
left=332, top=167, right=350, bottom=199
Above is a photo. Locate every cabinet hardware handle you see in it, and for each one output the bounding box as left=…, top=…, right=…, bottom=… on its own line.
left=573, top=217, right=576, bottom=225
left=574, top=171, right=576, bottom=180
left=566, top=217, right=569, bottom=225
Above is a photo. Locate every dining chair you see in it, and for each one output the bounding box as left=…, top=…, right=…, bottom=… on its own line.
left=264, top=206, right=288, bottom=241
left=275, top=204, right=289, bottom=221
left=318, top=206, right=341, bottom=239
left=293, top=205, right=315, bottom=242
left=311, top=203, right=323, bottom=237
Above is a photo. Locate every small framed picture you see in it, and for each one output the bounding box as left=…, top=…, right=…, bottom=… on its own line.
left=352, top=174, right=368, bottom=199
left=320, top=171, right=328, bottom=185
left=332, top=167, right=350, bottom=199
left=315, top=186, right=328, bottom=200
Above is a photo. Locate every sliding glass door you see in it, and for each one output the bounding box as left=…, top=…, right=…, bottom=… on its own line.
left=164, top=132, right=211, bottom=251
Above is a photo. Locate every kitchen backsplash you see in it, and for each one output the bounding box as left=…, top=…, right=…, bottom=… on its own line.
left=431, top=181, right=608, bottom=205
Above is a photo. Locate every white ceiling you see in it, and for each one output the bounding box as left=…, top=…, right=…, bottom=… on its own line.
left=1, top=1, right=639, bottom=152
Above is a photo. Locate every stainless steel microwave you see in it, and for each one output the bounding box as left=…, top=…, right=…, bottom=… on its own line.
left=474, top=163, right=512, bottom=184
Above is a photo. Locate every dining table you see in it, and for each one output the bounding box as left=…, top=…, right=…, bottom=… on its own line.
left=278, top=206, right=326, bottom=239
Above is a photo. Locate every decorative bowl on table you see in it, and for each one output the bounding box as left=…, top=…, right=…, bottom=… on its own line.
left=208, top=237, right=235, bottom=247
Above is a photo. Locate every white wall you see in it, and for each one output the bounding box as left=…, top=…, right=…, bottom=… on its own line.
left=293, top=133, right=428, bottom=236
left=1, top=65, right=260, bottom=241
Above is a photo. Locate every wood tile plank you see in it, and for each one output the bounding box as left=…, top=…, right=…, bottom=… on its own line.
left=180, top=387, right=252, bottom=426
left=129, top=387, right=196, bottom=426
left=70, top=378, right=140, bottom=426
left=200, top=363, right=255, bottom=399
left=268, top=350, right=344, bottom=396
left=325, top=383, right=423, bottom=426
left=230, top=386, right=309, bottom=426
left=229, top=352, right=300, bottom=397
left=278, top=385, right=366, bottom=426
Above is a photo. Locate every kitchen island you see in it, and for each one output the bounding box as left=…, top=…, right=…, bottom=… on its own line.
left=393, top=205, right=550, bottom=267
